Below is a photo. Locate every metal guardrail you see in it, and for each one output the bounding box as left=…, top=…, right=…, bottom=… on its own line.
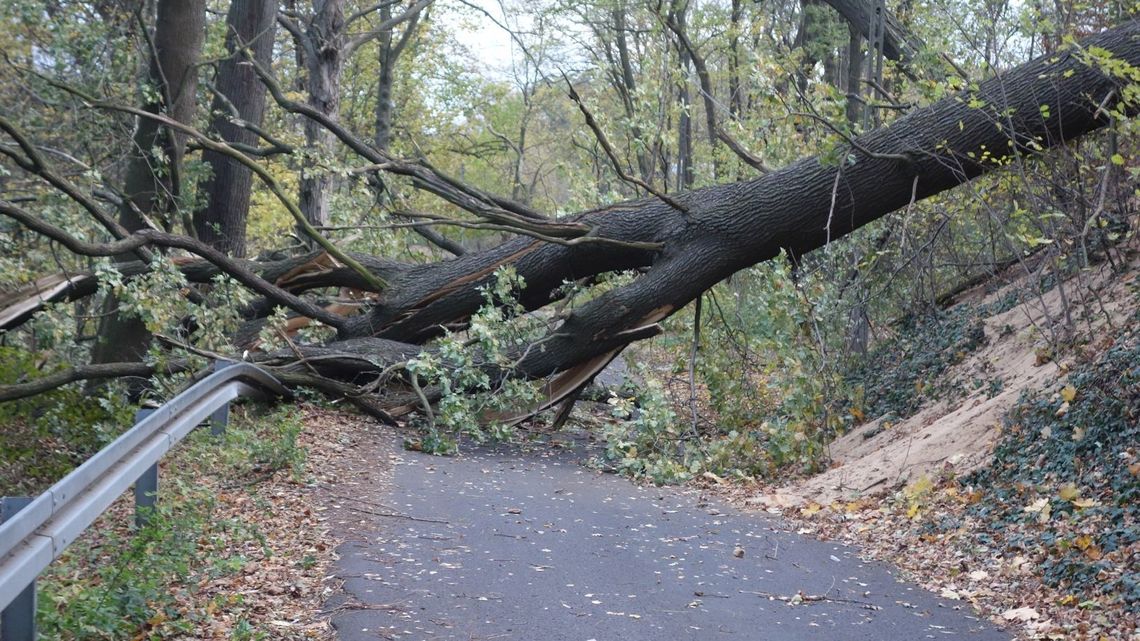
left=0, top=361, right=289, bottom=640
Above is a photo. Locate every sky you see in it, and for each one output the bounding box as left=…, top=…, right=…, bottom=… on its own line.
left=438, top=0, right=524, bottom=79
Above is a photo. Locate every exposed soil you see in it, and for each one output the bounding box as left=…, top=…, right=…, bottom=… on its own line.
left=757, top=253, right=1140, bottom=510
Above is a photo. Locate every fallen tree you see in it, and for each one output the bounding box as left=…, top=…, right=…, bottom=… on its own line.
left=2, top=21, right=1138, bottom=419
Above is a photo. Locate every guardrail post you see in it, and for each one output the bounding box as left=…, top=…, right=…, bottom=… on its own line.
left=133, top=409, right=158, bottom=529
left=210, top=360, right=229, bottom=437
left=1, top=496, right=35, bottom=641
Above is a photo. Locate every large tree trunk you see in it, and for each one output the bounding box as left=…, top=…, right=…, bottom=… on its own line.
left=195, top=0, right=277, bottom=257
left=91, top=0, right=205, bottom=367
left=326, top=21, right=1137, bottom=390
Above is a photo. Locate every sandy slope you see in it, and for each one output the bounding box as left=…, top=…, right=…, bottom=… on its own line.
left=759, top=252, right=1140, bottom=509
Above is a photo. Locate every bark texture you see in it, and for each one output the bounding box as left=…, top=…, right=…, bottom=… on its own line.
left=299, top=0, right=346, bottom=234
left=91, top=0, right=205, bottom=368
left=195, top=0, right=277, bottom=257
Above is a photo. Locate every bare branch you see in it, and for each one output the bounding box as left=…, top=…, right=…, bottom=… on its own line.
left=0, top=201, right=349, bottom=329
left=344, top=0, right=433, bottom=57
left=661, top=11, right=772, bottom=173
left=40, top=75, right=389, bottom=292
left=0, top=361, right=191, bottom=403
left=561, top=74, right=689, bottom=214
left=0, top=114, right=156, bottom=264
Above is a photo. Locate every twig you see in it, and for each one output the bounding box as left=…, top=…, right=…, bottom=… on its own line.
left=793, top=110, right=915, bottom=165
left=339, top=504, right=448, bottom=524
left=687, top=296, right=702, bottom=436
left=561, top=73, right=689, bottom=215
left=738, top=589, right=881, bottom=609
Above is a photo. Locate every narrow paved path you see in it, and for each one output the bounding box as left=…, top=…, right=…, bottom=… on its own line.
left=325, top=439, right=1009, bottom=641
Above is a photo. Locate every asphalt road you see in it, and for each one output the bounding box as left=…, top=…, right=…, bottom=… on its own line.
left=325, top=440, right=1010, bottom=641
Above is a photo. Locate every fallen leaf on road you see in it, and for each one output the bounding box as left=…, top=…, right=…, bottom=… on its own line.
left=1002, top=606, right=1040, bottom=622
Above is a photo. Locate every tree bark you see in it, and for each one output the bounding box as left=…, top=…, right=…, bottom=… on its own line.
left=728, top=0, right=744, bottom=118
left=299, top=0, right=345, bottom=236
left=195, top=0, right=277, bottom=257
left=91, top=0, right=205, bottom=368
left=374, top=1, right=397, bottom=152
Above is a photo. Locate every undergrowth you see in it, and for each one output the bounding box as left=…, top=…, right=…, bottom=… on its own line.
left=31, top=407, right=309, bottom=640
left=597, top=277, right=1016, bottom=485
left=966, top=300, right=1140, bottom=607
left=0, top=346, right=134, bottom=496
left=845, top=293, right=1014, bottom=422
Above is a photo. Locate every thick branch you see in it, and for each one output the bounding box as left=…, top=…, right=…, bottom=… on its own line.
left=0, top=202, right=349, bottom=329
left=0, top=361, right=191, bottom=402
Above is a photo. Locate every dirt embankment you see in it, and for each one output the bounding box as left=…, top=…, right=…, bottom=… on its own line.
left=757, top=255, right=1139, bottom=510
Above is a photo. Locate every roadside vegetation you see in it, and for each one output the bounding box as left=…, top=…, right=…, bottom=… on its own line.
left=21, top=407, right=331, bottom=640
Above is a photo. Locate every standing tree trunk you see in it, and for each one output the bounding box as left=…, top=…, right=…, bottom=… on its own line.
left=91, top=0, right=205, bottom=368
left=612, top=5, right=654, bottom=183
left=299, top=0, right=345, bottom=237
left=374, top=1, right=397, bottom=153
left=672, top=2, right=694, bottom=191
left=728, top=0, right=744, bottom=118
left=195, top=0, right=277, bottom=257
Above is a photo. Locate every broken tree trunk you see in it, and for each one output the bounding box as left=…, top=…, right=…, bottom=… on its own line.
left=325, top=21, right=1136, bottom=393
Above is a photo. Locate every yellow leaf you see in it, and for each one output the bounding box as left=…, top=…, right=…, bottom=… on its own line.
left=1058, top=484, right=1080, bottom=501
left=1061, top=385, right=1077, bottom=402
left=1059, top=594, right=1077, bottom=606
left=800, top=502, right=822, bottom=516
left=905, top=474, right=934, bottom=499
left=1072, top=498, right=1102, bottom=509
left=906, top=502, right=920, bottom=519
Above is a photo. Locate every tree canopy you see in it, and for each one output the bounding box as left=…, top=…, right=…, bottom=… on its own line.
left=1, top=0, right=1137, bottom=460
